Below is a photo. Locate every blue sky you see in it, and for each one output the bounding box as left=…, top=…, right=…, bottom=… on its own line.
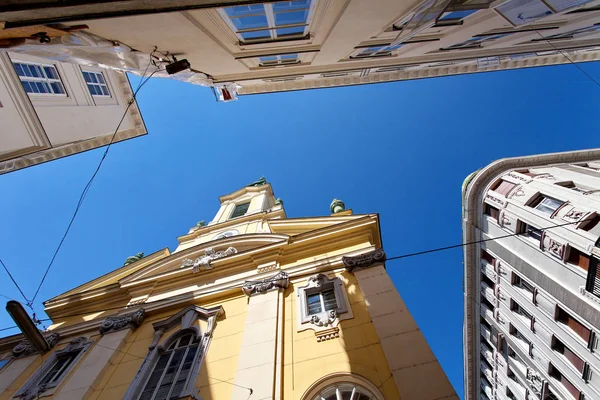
left=2, top=61, right=600, bottom=398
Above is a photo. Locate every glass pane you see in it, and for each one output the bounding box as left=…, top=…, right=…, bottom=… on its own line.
left=39, top=357, right=68, bottom=386
left=87, top=84, right=98, bottom=95
left=276, top=26, right=305, bottom=37
left=155, top=349, right=186, bottom=399
left=225, top=4, right=265, bottom=17
left=275, top=10, right=309, bottom=25
left=22, top=64, right=33, bottom=77
left=21, top=81, right=33, bottom=93
left=232, top=15, right=268, bottom=30
left=241, top=30, right=272, bottom=40
left=100, top=85, right=110, bottom=96
left=495, top=0, right=553, bottom=26
left=96, top=73, right=105, bottom=84
left=35, top=81, right=49, bottom=93
left=82, top=71, right=92, bottom=83
left=439, top=10, right=477, bottom=20
left=541, top=197, right=563, bottom=210
left=140, top=352, right=171, bottom=398
left=307, top=293, right=322, bottom=315
left=43, top=66, right=58, bottom=80
left=13, top=63, right=25, bottom=77
left=259, top=56, right=277, bottom=62
left=51, top=82, right=65, bottom=94
left=30, top=65, right=42, bottom=78
left=170, top=345, right=198, bottom=399
left=545, top=0, right=591, bottom=11
left=89, top=73, right=98, bottom=83
left=322, top=289, right=337, bottom=311
left=273, top=0, right=311, bottom=11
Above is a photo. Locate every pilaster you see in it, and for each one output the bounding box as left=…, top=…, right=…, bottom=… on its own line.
left=53, top=309, right=145, bottom=400
left=232, top=272, right=288, bottom=399
left=343, top=249, right=458, bottom=400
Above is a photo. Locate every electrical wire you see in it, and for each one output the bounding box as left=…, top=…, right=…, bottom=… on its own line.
left=0, top=215, right=587, bottom=334
left=532, top=28, right=600, bottom=90
left=0, top=258, right=29, bottom=304
left=29, top=66, right=160, bottom=305
left=0, top=292, right=16, bottom=301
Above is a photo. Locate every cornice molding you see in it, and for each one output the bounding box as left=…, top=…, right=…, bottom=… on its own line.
left=99, top=308, right=145, bottom=335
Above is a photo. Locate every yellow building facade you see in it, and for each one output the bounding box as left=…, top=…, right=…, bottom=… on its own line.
left=0, top=180, right=457, bottom=400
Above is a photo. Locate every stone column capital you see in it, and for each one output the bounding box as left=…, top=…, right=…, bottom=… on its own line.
left=12, top=332, right=59, bottom=358
left=242, top=271, right=289, bottom=297
left=99, top=308, right=145, bottom=335
left=342, top=248, right=386, bottom=273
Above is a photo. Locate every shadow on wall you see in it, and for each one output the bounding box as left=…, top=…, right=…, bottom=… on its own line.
left=284, top=270, right=400, bottom=400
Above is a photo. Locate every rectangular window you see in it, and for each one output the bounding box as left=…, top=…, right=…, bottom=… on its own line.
left=533, top=24, right=600, bottom=41
left=549, top=364, right=581, bottom=399
left=350, top=44, right=402, bottom=59
left=481, top=249, right=495, bottom=265
left=491, top=179, right=517, bottom=196
left=511, top=300, right=533, bottom=326
left=436, top=9, right=478, bottom=25
left=567, top=248, right=590, bottom=271
left=12, top=61, right=66, bottom=95
left=556, top=306, right=591, bottom=342
left=230, top=202, right=250, bottom=219
left=441, top=33, right=509, bottom=50
left=82, top=71, right=111, bottom=97
left=495, top=0, right=553, bottom=26
left=219, top=0, right=315, bottom=44
left=38, top=354, right=78, bottom=387
left=0, top=358, right=9, bottom=371
left=529, top=195, right=564, bottom=216
left=580, top=214, right=600, bottom=231
left=512, top=274, right=535, bottom=294
left=585, top=256, right=600, bottom=298
left=555, top=181, right=592, bottom=193
left=258, top=53, right=299, bottom=67
left=521, top=222, right=543, bottom=242
left=552, top=337, right=585, bottom=373
left=510, top=324, right=532, bottom=350
left=484, top=204, right=500, bottom=220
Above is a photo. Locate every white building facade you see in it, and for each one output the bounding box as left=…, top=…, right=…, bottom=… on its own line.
left=463, top=150, right=600, bottom=400
left=0, top=52, right=146, bottom=175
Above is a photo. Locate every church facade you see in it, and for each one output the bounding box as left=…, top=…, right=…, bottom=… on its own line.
left=0, top=180, right=457, bottom=400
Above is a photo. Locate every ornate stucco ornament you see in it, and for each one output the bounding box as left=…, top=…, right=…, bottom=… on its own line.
left=12, top=332, right=59, bottom=358
left=181, top=247, right=237, bottom=273
left=526, top=369, right=543, bottom=396
left=99, top=308, right=145, bottom=335
left=242, top=271, right=289, bottom=296
left=342, top=248, right=386, bottom=272
left=196, top=220, right=206, bottom=228
left=311, top=310, right=337, bottom=327
left=124, top=252, right=144, bottom=266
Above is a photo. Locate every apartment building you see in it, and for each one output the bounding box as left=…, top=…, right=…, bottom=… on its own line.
left=463, top=150, right=600, bottom=400
left=1, top=0, right=600, bottom=97
left=0, top=52, right=146, bottom=175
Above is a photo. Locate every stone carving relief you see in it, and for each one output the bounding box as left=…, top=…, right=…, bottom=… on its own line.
left=513, top=188, right=526, bottom=197
left=485, top=194, right=506, bottom=207
left=12, top=332, right=59, bottom=358
left=507, top=172, right=531, bottom=183
left=526, top=369, right=543, bottom=397
left=534, top=173, right=555, bottom=180
left=342, top=248, right=386, bottom=272
left=562, top=208, right=587, bottom=223
left=100, top=308, right=145, bottom=335
left=181, top=247, right=237, bottom=273
left=311, top=310, right=337, bottom=327
left=242, top=271, right=289, bottom=296
left=315, top=327, right=339, bottom=342
left=541, top=232, right=565, bottom=260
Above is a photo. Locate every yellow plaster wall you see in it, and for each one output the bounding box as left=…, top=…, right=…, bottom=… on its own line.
left=87, top=294, right=247, bottom=400
left=283, top=271, right=401, bottom=400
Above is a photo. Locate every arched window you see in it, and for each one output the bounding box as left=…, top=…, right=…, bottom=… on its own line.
left=312, top=383, right=377, bottom=400
left=302, top=373, right=385, bottom=400
left=138, top=333, right=201, bottom=400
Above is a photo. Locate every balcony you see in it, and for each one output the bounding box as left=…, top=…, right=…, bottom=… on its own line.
left=481, top=302, right=494, bottom=321
left=481, top=260, right=497, bottom=282
left=481, top=281, right=497, bottom=305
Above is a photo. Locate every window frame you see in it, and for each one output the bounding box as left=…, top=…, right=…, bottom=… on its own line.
left=0, top=358, right=11, bottom=373
left=218, top=0, right=318, bottom=45
left=349, top=44, right=403, bottom=59
left=528, top=194, right=565, bottom=217
left=14, top=337, right=91, bottom=400
left=258, top=53, right=300, bottom=67
left=123, top=305, right=221, bottom=400
left=229, top=202, right=250, bottom=219
left=296, top=274, right=351, bottom=328
left=12, top=61, right=67, bottom=96
left=82, top=70, right=111, bottom=97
